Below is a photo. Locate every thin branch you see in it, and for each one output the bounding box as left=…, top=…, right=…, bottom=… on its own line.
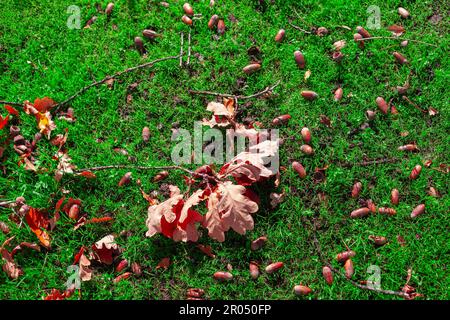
left=288, top=22, right=311, bottom=34
left=0, top=101, right=23, bottom=107
left=188, top=80, right=281, bottom=100
left=180, top=32, right=184, bottom=67
left=55, top=55, right=180, bottom=111
left=187, top=29, right=192, bottom=66
left=357, top=36, right=438, bottom=47
left=75, top=164, right=193, bottom=175
left=402, top=96, right=427, bottom=114
left=339, top=158, right=399, bottom=168
left=310, top=219, right=408, bottom=298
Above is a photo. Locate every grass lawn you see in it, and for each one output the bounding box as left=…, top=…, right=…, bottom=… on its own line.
left=0, top=0, right=448, bottom=300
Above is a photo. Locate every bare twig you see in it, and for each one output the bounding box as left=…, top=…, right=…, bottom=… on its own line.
left=288, top=22, right=311, bottom=34
left=357, top=36, right=438, bottom=47
left=75, top=164, right=193, bottom=175
left=188, top=80, right=281, bottom=100
left=187, top=29, right=192, bottom=66
left=310, top=219, right=408, bottom=298
left=0, top=101, right=23, bottom=107
left=180, top=32, right=184, bottom=67
left=339, top=158, right=399, bottom=168
left=55, top=55, right=180, bottom=111
left=402, top=96, right=427, bottom=114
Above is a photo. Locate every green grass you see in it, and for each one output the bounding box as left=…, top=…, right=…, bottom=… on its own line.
left=0, top=0, right=449, bottom=300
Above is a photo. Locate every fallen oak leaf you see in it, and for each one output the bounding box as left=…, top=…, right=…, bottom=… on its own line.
left=10, top=242, right=41, bottom=258
left=197, top=244, right=216, bottom=258
left=1, top=247, right=23, bottom=279
left=156, top=257, right=170, bottom=270
left=25, top=207, right=51, bottom=248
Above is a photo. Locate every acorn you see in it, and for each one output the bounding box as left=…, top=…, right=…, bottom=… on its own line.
left=142, top=127, right=150, bottom=142
left=208, top=14, right=219, bottom=29
left=344, top=259, right=354, bottom=279
left=393, top=51, right=408, bottom=64
left=375, top=97, right=388, bottom=114
left=411, top=204, right=425, bottom=218
left=368, top=235, right=388, bottom=246
left=332, top=51, right=344, bottom=63
left=251, top=236, right=267, bottom=251
left=68, top=204, right=80, bottom=220
left=353, top=33, right=364, bottom=49
left=213, top=271, right=233, bottom=281
left=183, top=3, right=194, bottom=16
left=351, top=182, right=362, bottom=198
left=350, top=207, right=370, bottom=218
left=143, top=29, right=160, bottom=39
left=274, top=29, right=285, bottom=43
left=105, top=3, right=114, bottom=16
left=316, top=27, right=328, bottom=36
left=182, top=15, right=192, bottom=25
left=336, top=250, right=355, bottom=263
left=131, top=262, right=142, bottom=276
left=118, top=172, right=132, bottom=186
left=265, top=262, right=284, bottom=274
left=294, top=51, right=305, bottom=69
left=153, top=170, right=169, bottom=182
left=249, top=262, right=260, bottom=280
left=294, top=285, right=312, bottom=296
left=334, top=87, right=343, bottom=101
left=272, top=114, right=291, bottom=125
left=322, top=266, right=333, bottom=285
left=301, top=90, right=318, bottom=101
left=400, top=40, right=409, bottom=47
left=378, top=207, right=396, bottom=216
left=366, top=110, right=376, bottom=121
left=300, top=144, right=314, bottom=155
left=134, top=37, right=145, bottom=54
left=217, top=19, right=225, bottom=34
left=84, top=16, right=98, bottom=28
left=9, top=126, right=20, bottom=137
left=115, top=259, right=129, bottom=273
left=409, top=165, right=422, bottom=180
left=391, top=189, right=399, bottom=205
left=301, top=127, right=311, bottom=143
left=292, top=162, right=306, bottom=179
left=243, top=63, right=261, bottom=74
left=398, top=7, right=410, bottom=19
left=356, top=26, right=371, bottom=38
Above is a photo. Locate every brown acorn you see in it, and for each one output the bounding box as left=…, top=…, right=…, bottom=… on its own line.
left=251, top=236, right=268, bottom=251
left=344, top=259, right=354, bottom=279
left=208, top=14, right=219, bottom=29
left=265, top=262, right=284, bottom=274
left=353, top=33, right=364, bottom=49
left=334, top=87, right=343, bottom=101
left=243, top=63, right=261, bottom=74
left=400, top=40, right=408, bottom=47
left=84, top=16, right=98, bottom=28
left=183, top=3, right=194, bottom=16
left=393, top=52, right=408, bottom=64
left=378, top=207, right=396, bottom=216
left=351, top=182, right=362, bottom=198
left=369, top=235, right=388, bottom=246
left=294, top=285, right=312, bottom=296
left=118, top=172, right=132, bottom=186
left=356, top=26, right=371, bottom=38
left=105, top=3, right=114, bottom=16
left=131, top=262, right=142, bottom=276
left=301, top=127, right=311, bottom=143
left=142, top=29, right=159, bottom=39
left=294, top=51, right=305, bottom=69
left=142, top=127, right=150, bottom=142
left=9, top=126, right=20, bottom=137
left=376, top=97, right=388, bottom=114
left=398, top=144, right=418, bottom=151
left=249, top=262, right=260, bottom=280
left=182, top=15, right=193, bottom=25
left=411, top=204, right=425, bottom=218
left=391, top=189, right=399, bottom=205
left=272, top=114, right=291, bottom=125
left=366, top=110, right=376, bottom=121
left=213, top=271, right=233, bottom=281
left=350, top=207, right=370, bottom=218
left=316, top=27, right=328, bottom=36
left=153, top=170, right=169, bottom=182
left=274, top=29, right=285, bottom=43
left=398, top=7, right=410, bottom=19
left=428, top=187, right=440, bottom=198
left=409, top=165, right=422, bottom=180
left=301, top=90, right=318, bottom=101
left=336, top=250, right=355, bottom=263
left=68, top=204, right=80, bottom=220
left=187, top=288, right=205, bottom=298
left=300, top=144, right=314, bottom=155
left=322, top=266, right=333, bottom=285
left=332, top=51, right=344, bottom=63
left=134, top=37, right=145, bottom=54
left=217, top=19, right=225, bottom=34
left=292, top=162, right=306, bottom=179
left=115, top=259, right=129, bottom=273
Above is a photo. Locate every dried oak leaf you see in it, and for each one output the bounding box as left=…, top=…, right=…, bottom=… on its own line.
left=203, top=181, right=258, bottom=242
left=91, top=234, right=121, bottom=265
left=43, top=288, right=75, bottom=300
left=202, top=100, right=235, bottom=127
left=25, top=207, right=51, bottom=248
left=1, top=248, right=23, bottom=279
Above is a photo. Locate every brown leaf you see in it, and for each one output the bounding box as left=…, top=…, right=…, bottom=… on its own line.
left=156, top=257, right=171, bottom=270
left=197, top=244, right=216, bottom=258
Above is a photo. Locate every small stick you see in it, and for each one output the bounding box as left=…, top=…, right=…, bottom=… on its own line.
left=402, top=96, right=427, bottom=114
left=180, top=32, right=184, bottom=67
left=357, top=36, right=438, bottom=47
left=75, top=164, right=193, bottom=175
left=188, top=80, right=281, bottom=100
left=55, top=55, right=180, bottom=111
left=339, top=158, right=399, bottom=168
left=187, top=29, right=192, bottom=66
left=0, top=101, right=22, bottom=107
left=288, top=22, right=311, bottom=34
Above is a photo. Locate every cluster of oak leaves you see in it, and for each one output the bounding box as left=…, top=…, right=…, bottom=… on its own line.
left=0, top=96, right=280, bottom=299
